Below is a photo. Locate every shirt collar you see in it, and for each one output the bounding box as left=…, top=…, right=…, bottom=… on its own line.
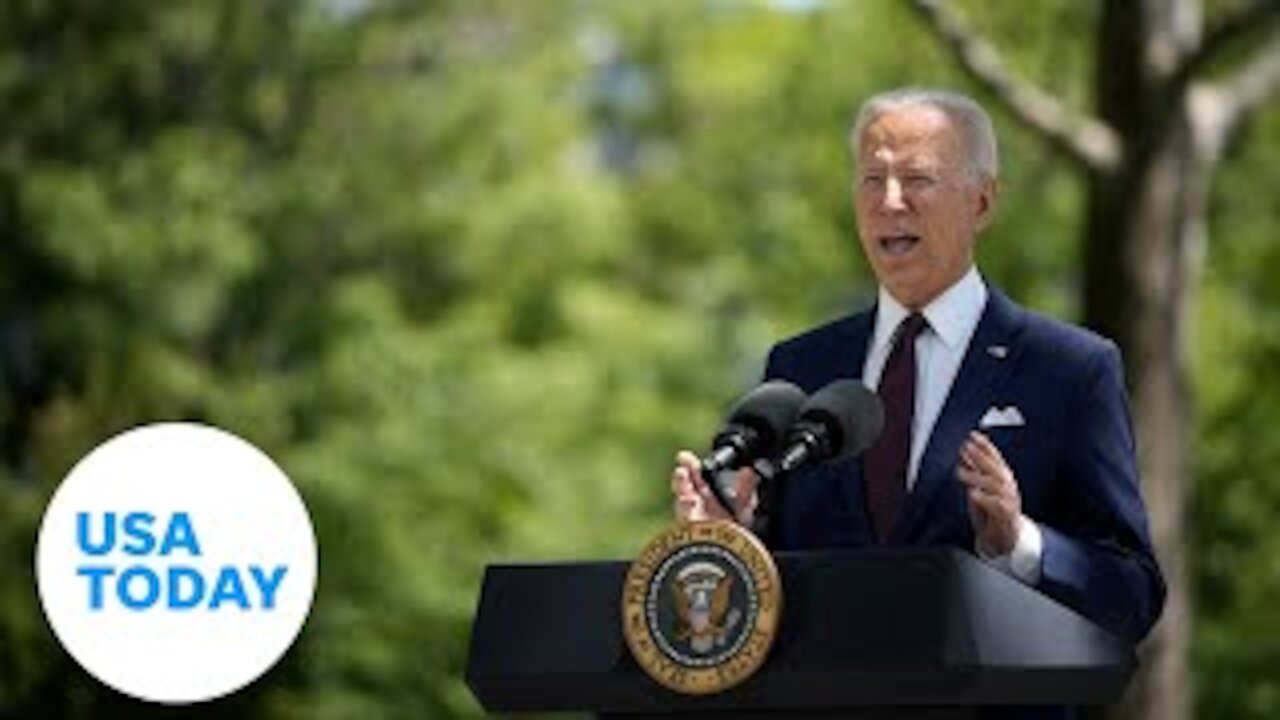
left=872, top=266, right=987, bottom=353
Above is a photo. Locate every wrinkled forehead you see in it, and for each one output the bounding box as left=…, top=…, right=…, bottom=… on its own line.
left=856, top=106, right=965, bottom=168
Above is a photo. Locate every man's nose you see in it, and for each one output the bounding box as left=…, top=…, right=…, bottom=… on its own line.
left=881, top=177, right=907, bottom=212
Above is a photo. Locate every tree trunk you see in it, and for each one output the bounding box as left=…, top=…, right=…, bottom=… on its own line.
left=1086, top=118, right=1211, bottom=720
left=1084, top=3, right=1209, bottom=719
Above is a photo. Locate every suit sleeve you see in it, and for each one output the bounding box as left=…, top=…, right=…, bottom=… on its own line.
left=1037, top=343, right=1166, bottom=643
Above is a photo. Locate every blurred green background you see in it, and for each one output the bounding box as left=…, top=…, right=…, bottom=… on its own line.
left=1, top=1, right=1277, bottom=718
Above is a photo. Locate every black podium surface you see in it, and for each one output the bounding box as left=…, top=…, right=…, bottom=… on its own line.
left=466, top=548, right=1134, bottom=716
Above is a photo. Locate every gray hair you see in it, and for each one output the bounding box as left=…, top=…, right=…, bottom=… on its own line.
left=851, top=88, right=999, bottom=182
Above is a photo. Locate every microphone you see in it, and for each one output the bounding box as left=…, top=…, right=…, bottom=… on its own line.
left=774, top=379, right=884, bottom=475
left=700, top=381, right=807, bottom=514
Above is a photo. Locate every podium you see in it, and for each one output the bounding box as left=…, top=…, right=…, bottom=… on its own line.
left=466, top=548, right=1134, bottom=718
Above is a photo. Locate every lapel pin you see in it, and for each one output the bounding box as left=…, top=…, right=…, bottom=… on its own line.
left=986, top=345, right=1008, bottom=359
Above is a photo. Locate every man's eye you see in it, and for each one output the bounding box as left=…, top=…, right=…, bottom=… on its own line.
left=861, top=175, right=885, bottom=186
left=906, top=175, right=935, bottom=186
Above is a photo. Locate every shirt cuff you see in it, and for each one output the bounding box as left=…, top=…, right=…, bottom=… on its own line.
left=977, top=515, right=1043, bottom=585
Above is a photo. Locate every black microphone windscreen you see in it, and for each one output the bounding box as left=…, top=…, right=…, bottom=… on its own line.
left=727, top=380, right=807, bottom=450
left=799, top=380, right=884, bottom=460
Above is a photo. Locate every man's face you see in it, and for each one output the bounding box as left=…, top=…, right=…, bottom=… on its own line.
left=854, top=106, right=996, bottom=309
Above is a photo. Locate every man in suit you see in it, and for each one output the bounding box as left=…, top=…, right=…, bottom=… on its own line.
left=671, top=88, right=1164, bottom=658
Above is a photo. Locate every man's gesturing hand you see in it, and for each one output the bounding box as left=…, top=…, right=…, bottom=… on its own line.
left=957, top=431, right=1021, bottom=556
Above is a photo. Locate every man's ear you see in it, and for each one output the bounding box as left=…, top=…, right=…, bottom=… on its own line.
left=974, top=176, right=999, bottom=232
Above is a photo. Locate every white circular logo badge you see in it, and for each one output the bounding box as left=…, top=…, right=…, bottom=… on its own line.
left=35, top=423, right=318, bottom=704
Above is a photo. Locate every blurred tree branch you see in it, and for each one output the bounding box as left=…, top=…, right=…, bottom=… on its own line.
left=1172, top=0, right=1280, bottom=93
left=908, top=0, right=1121, bottom=172
left=1209, top=28, right=1280, bottom=140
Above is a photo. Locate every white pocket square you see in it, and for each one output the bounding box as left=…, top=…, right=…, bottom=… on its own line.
left=979, top=405, right=1025, bottom=429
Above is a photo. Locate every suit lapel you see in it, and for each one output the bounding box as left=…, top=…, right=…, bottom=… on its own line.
left=890, top=289, right=1026, bottom=544
left=842, top=309, right=874, bottom=382
left=827, top=309, right=875, bottom=540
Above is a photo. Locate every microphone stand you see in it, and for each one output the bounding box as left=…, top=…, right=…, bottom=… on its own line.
left=748, top=457, right=782, bottom=546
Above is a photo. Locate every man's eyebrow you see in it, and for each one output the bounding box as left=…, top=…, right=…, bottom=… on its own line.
left=900, top=160, right=940, bottom=171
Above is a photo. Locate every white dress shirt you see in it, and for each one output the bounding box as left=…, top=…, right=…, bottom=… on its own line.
left=862, top=266, right=1042, bottom=584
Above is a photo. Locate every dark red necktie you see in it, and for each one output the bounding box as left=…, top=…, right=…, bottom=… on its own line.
left=864, top=312, right=927, bottom=544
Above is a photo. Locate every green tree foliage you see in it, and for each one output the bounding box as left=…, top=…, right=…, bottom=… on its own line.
left=0, top=1, right=1275, bottom=718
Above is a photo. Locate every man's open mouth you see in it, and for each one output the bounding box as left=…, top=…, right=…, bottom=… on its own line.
left=879, top=234, right=920, bottom=256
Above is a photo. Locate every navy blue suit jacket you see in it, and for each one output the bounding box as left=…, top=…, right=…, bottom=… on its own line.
left=762, top=287, right=1165, bottom=715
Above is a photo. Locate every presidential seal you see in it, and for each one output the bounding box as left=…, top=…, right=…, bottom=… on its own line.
left=621, top=520, right=781, bottom=695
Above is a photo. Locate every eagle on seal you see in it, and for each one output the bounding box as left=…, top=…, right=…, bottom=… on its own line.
left=670, top=561, right=742, bottom=654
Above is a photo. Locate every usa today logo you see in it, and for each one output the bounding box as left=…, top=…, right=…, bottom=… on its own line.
left=35, top=423, right=318, bottom=704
